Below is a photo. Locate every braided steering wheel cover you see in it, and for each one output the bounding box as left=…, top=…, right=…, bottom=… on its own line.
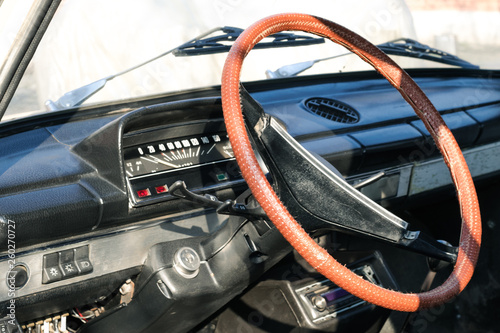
left=221, top=13, right=481, bottom=311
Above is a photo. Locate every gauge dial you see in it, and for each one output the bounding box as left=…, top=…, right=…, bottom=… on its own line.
left=123, top=132, right=234, bottom=178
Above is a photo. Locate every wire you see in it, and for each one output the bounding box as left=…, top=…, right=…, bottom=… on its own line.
left=71, top=309, right=87, bottom=323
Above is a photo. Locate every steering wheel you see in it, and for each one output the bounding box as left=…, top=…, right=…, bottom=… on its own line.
left=221, top=13, right=481, bottom=311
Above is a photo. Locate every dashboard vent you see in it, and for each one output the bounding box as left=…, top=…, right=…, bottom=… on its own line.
left=303, top=98, right=359, bottom=124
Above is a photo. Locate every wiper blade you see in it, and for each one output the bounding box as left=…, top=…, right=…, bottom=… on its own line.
left=266, top=38, right=479, bottom=78
left=377, top=38, right=479, bottom=69
left=173, top=26, right=324, bottom=56
left=46, top=27, right=324, bottom=111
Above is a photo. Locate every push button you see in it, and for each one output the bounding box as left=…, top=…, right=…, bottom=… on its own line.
left=59, top=249, right=78, bottom=278
left=42, top=253, right=62, bottom=284
left=75, top=245, right=93, bottom=274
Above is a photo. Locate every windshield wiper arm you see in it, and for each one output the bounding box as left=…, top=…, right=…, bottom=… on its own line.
left=45, top=27, right=220, bottom=111
left=45, top=27, right=324, bottom=111
left=377, top=38, right=479, bottom=69
left=266, top=38, right=479, bottom=78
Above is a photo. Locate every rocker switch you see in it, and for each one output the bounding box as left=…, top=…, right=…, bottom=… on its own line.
left=42, top=253, right=62, bottom=284
left=59, top=249, right=78, bottom=278
left=75, top=245, right=93, bottom=274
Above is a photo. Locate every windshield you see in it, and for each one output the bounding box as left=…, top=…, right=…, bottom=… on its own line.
left=2, top=0, right=500, bottom=121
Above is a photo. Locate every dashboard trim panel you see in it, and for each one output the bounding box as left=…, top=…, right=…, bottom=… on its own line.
left=0, top=211, right=228, bottom=301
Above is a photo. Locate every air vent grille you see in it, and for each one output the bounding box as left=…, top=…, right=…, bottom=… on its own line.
left=303, top=98, right=359, bottom=124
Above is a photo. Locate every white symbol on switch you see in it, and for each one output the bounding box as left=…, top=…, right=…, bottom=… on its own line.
left=50, top=267, right=59, bottom=276
left=64, top=263, right=75, bottom=272
left=80, top=261, right=90, bottom=268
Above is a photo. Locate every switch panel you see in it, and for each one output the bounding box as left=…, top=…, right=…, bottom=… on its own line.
left=42, top=245, right=92, bottom=284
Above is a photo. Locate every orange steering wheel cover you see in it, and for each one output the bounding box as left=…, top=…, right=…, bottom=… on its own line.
left=221, top=13, right=481, bottom=311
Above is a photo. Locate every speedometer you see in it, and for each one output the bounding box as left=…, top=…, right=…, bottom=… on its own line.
left=123, top=124, right=243, bottom=206
left=123, top=133, right=233, bottom=178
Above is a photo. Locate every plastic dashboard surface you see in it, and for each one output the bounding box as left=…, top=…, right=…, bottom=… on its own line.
left=1, top=70, right=500, bottom=322
left=1, top=69, right=500, bottom=253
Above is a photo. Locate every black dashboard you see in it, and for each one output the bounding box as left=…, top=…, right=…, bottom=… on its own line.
left=1, top=69, right=500, bottom=332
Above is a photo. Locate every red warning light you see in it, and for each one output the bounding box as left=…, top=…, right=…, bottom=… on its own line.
left=136, top=189, right=151, bottom=198
left=155, top=185, right=168, bottom=194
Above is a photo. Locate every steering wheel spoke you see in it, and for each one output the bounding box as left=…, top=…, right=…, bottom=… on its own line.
left=240, top=86, right=457, bottom=263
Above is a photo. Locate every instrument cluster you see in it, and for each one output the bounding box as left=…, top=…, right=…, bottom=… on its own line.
left=123, top=121, right=243, bottom=206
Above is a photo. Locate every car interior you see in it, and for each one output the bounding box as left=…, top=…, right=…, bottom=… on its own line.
left=1, top=1, right=499, bottom=333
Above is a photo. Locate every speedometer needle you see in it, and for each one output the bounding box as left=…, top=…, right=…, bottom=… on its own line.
left=141, top=155, right=180, bottom=168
